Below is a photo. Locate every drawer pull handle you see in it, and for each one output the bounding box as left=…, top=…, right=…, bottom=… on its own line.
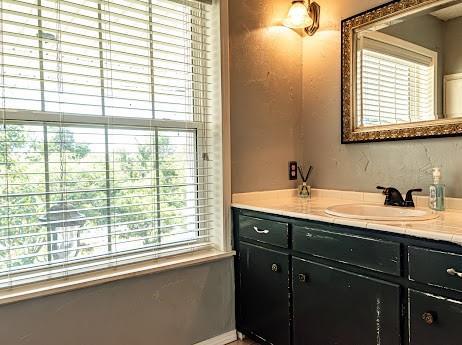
left=253, top=226, right=269, bottom=234
left=446, top=268, right=462, bottom=278
left=271, top=263, right=280, bottom=272
left=422, top=312, right=436, bottom=325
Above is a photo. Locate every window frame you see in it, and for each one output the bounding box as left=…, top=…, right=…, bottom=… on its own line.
left=0, top=0, right=229, bottom=295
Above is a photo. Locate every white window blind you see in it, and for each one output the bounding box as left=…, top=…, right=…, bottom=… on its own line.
left=0, top=0, right=220, bottom=288
left=356, top=33, right=436, bottom=127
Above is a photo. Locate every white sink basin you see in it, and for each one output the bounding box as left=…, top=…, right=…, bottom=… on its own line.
left=325, top=203, right=439, bottom=221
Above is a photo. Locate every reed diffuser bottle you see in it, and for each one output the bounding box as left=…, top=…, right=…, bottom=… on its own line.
left=298, top=165, right=313, bottom=199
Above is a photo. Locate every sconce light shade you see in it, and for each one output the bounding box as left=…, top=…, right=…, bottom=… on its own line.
left=283, top=0, right=320, bottom=36
left=283, top=1, right=312, bottom=29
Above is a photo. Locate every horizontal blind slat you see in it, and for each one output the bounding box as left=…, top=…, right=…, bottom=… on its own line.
left=0, top=213, right=214, bottom=240
left=4, top=0, right=211, bottom=31
left=1, top=243, right=214, bottom=286
left=3, top=227, right=212, bottom=253
left=3, top=9, right=208, bottom=47
left=0, top=193, right=212, bottom=212
left=2, top=235, right=214, bottom=271
left=1, top=33, right=212, bottom=65
left=0, top=197, right=212, bottom=220
left=1, top=25, right=211, bottom=55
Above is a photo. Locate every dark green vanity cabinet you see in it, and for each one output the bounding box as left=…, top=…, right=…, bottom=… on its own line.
left=239, top=243, right=290, bottom=345
left=293, top=258, right=401, bottom=345
left=409, top=289, right=462, bottom=345
left=233, top=208, right=462, bottom=345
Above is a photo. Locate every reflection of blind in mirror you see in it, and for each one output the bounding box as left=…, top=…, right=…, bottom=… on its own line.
left=357, top=36, right=436, bottom=128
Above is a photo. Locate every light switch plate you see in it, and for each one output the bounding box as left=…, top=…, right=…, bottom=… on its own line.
left=288, top=161, right=298, bottom=180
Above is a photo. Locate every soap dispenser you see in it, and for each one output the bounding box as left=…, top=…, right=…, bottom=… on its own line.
left=429, top=167, right=445, bottom=211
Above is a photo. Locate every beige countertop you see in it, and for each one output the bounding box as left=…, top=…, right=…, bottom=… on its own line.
left=231, top=189, right=462, bottom=246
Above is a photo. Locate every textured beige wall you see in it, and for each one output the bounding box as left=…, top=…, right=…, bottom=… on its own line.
left=0, top=258, right=235, bottom=345
left=444, top=17, right=462, bottom=74
left=302, top=0, right=462, bottom=197
left=230, top=0, right=303, bottom=193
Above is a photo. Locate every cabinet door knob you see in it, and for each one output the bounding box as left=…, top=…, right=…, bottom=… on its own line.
left=271, top=263, right=279, bottom=272
left=298, top=273, right=308, bottom=283
left=422, top=312, right=436, bottom=325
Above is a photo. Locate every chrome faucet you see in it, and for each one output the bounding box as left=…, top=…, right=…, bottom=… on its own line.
left=376, top=186, right=422, bottom=207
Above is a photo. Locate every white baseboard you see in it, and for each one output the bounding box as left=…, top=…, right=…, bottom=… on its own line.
left=194, top=330, right=237, bottom=345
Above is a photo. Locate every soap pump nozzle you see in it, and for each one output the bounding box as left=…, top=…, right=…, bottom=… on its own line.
left=432, top=167, right=441, bottom=184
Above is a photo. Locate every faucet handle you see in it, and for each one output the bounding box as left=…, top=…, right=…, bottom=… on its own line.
left=377, top=186, right=405, bottom=206
left=404, top=188, right=422, bottom=207
left=377, top=186, right=393, bottom=205
left=376, top=186, right=388, bottom=194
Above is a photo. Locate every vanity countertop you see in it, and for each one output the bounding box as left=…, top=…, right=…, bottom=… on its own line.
left=231, top=189, right=462, bottom=246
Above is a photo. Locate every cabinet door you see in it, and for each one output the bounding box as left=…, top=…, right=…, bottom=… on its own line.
left=409, top=289, right=462, bottom=345
left=238, top=242, right=290, bottom=345
left=293, top=257, right=401, bottom=345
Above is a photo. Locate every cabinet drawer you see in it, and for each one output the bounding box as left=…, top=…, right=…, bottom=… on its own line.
left=409, top=289, right=462, bottom=345
left=409, top=246, right=462, bottom=293
left=239, top=215, right=288, bottom=248
left=293, top=225, right=401, bottom=276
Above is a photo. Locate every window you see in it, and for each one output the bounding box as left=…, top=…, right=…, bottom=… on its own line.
left=0, top=0, right=220, bottom=288
left=356, top=32, right=437, bottom=127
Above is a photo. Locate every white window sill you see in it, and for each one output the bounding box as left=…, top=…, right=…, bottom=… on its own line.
left=0, top=249, right=235, bottom=306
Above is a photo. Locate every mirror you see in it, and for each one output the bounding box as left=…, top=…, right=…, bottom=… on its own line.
left=342, top=0, right=462, bottom=143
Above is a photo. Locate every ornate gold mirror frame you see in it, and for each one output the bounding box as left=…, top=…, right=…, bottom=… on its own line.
left=341, top=0, right=462, bottom=143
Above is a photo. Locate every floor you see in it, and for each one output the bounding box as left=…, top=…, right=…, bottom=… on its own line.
left=227, top=339, right=259, bottom=345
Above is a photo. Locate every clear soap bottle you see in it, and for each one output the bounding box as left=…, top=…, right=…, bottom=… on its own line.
left=429, top=167, right=445, bottom=211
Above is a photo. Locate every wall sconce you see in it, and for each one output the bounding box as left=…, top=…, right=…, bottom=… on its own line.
left=283, top=0, right=320, bottom=36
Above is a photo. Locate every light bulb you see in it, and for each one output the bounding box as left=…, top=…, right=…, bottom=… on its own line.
left=283, top=1, right=313, bottom=29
